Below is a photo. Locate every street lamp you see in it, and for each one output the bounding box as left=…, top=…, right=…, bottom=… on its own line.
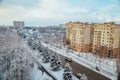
left=117, top=53, right=120, bottom=80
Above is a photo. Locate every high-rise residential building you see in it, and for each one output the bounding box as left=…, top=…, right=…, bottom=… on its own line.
left=92, top=22, right=120, bottom=58
left=66, top=22, right=92, bottom=52
left=66, top=22, right=120, bottom=58
left=66, top=22, right=72, bottom=45
left=13, top=21, right=24, bottom=29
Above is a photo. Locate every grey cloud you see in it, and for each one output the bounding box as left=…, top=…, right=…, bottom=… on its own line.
left=1, top=0, right=40, bottom=7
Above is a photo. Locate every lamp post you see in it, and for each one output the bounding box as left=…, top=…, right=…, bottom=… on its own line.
left=117, top=52, right=120, bottom=80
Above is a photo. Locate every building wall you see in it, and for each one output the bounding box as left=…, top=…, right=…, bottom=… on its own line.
left=84, top=24, right=92, bottom=52
left=66, top=22, right=92, bottom=53
left=113, top=26, right=120, bottom=57
left=66, top=22, right=72, bottom=44
left=91, top=22, right=120, bottom=58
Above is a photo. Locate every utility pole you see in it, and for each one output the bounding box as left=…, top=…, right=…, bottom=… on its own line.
left=117, top=36, right=120, bottom=80
left=117, top=49, right=120, bottom=80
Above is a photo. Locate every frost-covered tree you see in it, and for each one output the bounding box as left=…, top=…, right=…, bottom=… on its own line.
left=0, top=28, right=34, bottom=80
left=42, top=48, right=50, bottom=63
left=50, top=52, right=61, bottom=70
left=38, top=46, right=43, bottom=52
left=63, top=63, right=72, bottom=80
left=27, top=37, right=33, bottom=47
left=38, top=42, right=43, bottom=52
left=31, top=42, right=38, bottom=50
left=5, top=47, right=33, bottom=80
left=0, top=46, right=33, bottom=80
left=28, top=38, right=40, bottom=50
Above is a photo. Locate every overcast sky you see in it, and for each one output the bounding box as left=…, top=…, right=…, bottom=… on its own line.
left=0, top=0, right=120, bottom=26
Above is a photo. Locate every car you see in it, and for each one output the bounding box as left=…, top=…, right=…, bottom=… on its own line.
left=76, top=73, right=87, bottom=80
left=76, top=73, right=82, bottom=79
left=65, top=57, right=72, bottom=62
left=45, top=41, right=48, bottom=43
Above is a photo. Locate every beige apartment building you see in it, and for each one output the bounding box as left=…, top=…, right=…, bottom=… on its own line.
left=92, top=22, right=120, bottom=58
left=66, top=22, right=120, bottom=58
left=66, top=22, right=92, bottom=52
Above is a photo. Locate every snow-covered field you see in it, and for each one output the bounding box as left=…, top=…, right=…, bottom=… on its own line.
left=42, top=42, right=117, bottom=80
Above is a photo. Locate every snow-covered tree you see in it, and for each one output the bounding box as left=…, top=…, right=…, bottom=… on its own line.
left=63, top=63, right=72, bottom=80
left=27, top=37, right=33, bottom=47
left=0, top=46, right=33, bottom=80
left=38, top=42, right=43, bottom=52
left=38, top=46, right=43, bottom=52
left=28, top=38, right=40, bottom=50
left=31, top=41, right=38, bottom=50
left=42, top=48, right=50, bottom=63
left=50, top=52, right=61, bottom=70
left=0, top=28, right=33, bottom=80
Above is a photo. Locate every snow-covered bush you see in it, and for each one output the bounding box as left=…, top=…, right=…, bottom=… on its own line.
left=27, top=37, right=33, bottom=47
left=63, top=63, right=72, bottom=80
left=42, top=48, right=50, bottom=63
left=38, top=42, right=43, bottom=52
left=50, top=52, right=61, bottom=71
left=31, top=42, right=38, bottom=50
left=28, top=37, right=40, bottom=50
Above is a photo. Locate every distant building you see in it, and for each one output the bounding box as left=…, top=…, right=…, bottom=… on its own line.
left=13, top=21, right=24, bottom=29
left=39, top=25, right=65, bottom=33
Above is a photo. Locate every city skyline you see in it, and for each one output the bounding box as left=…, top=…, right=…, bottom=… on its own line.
left=0, top=0, right=120, bottom=26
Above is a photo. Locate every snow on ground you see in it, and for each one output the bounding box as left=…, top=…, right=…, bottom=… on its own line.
left=23, top=45, right=54, bottom=80
left=20, top=40, right=54, bottom=80
left=23, top=41, right=78, bottom=80
left=42, top=42, right=117, bottom=80
left=30, top=63, right=42, bottom=80
left=30, top=62, right=53, bottom=80
left=37, top=58, right=78, bottom=80
left=73, top=51, right=116, bottom=73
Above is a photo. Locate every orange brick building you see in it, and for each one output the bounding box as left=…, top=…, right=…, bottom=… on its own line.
left=92, top=22, right=120, bottom=58
left=66, top=22, right=120, bottom=58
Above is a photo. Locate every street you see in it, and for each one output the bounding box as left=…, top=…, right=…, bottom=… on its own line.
left=59, top=54, right=111, bottom=80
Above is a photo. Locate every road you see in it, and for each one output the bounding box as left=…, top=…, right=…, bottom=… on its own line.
left=59, top=54, right=111, bottom=80
left=41, top=43, right=111, bottom=80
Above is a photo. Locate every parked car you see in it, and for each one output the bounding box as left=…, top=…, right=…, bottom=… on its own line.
left=65, top=57, right=72, bottom=62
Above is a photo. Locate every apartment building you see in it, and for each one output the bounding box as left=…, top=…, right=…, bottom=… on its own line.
left=92, top=22, right=120, bottom=58
left=66, top=22, right=92, bottom=52
left=66, top=22, right=120, bottom=58
left=13, top=21, right=24, bottom=29
left=66, top=22, right=72, bottom=45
